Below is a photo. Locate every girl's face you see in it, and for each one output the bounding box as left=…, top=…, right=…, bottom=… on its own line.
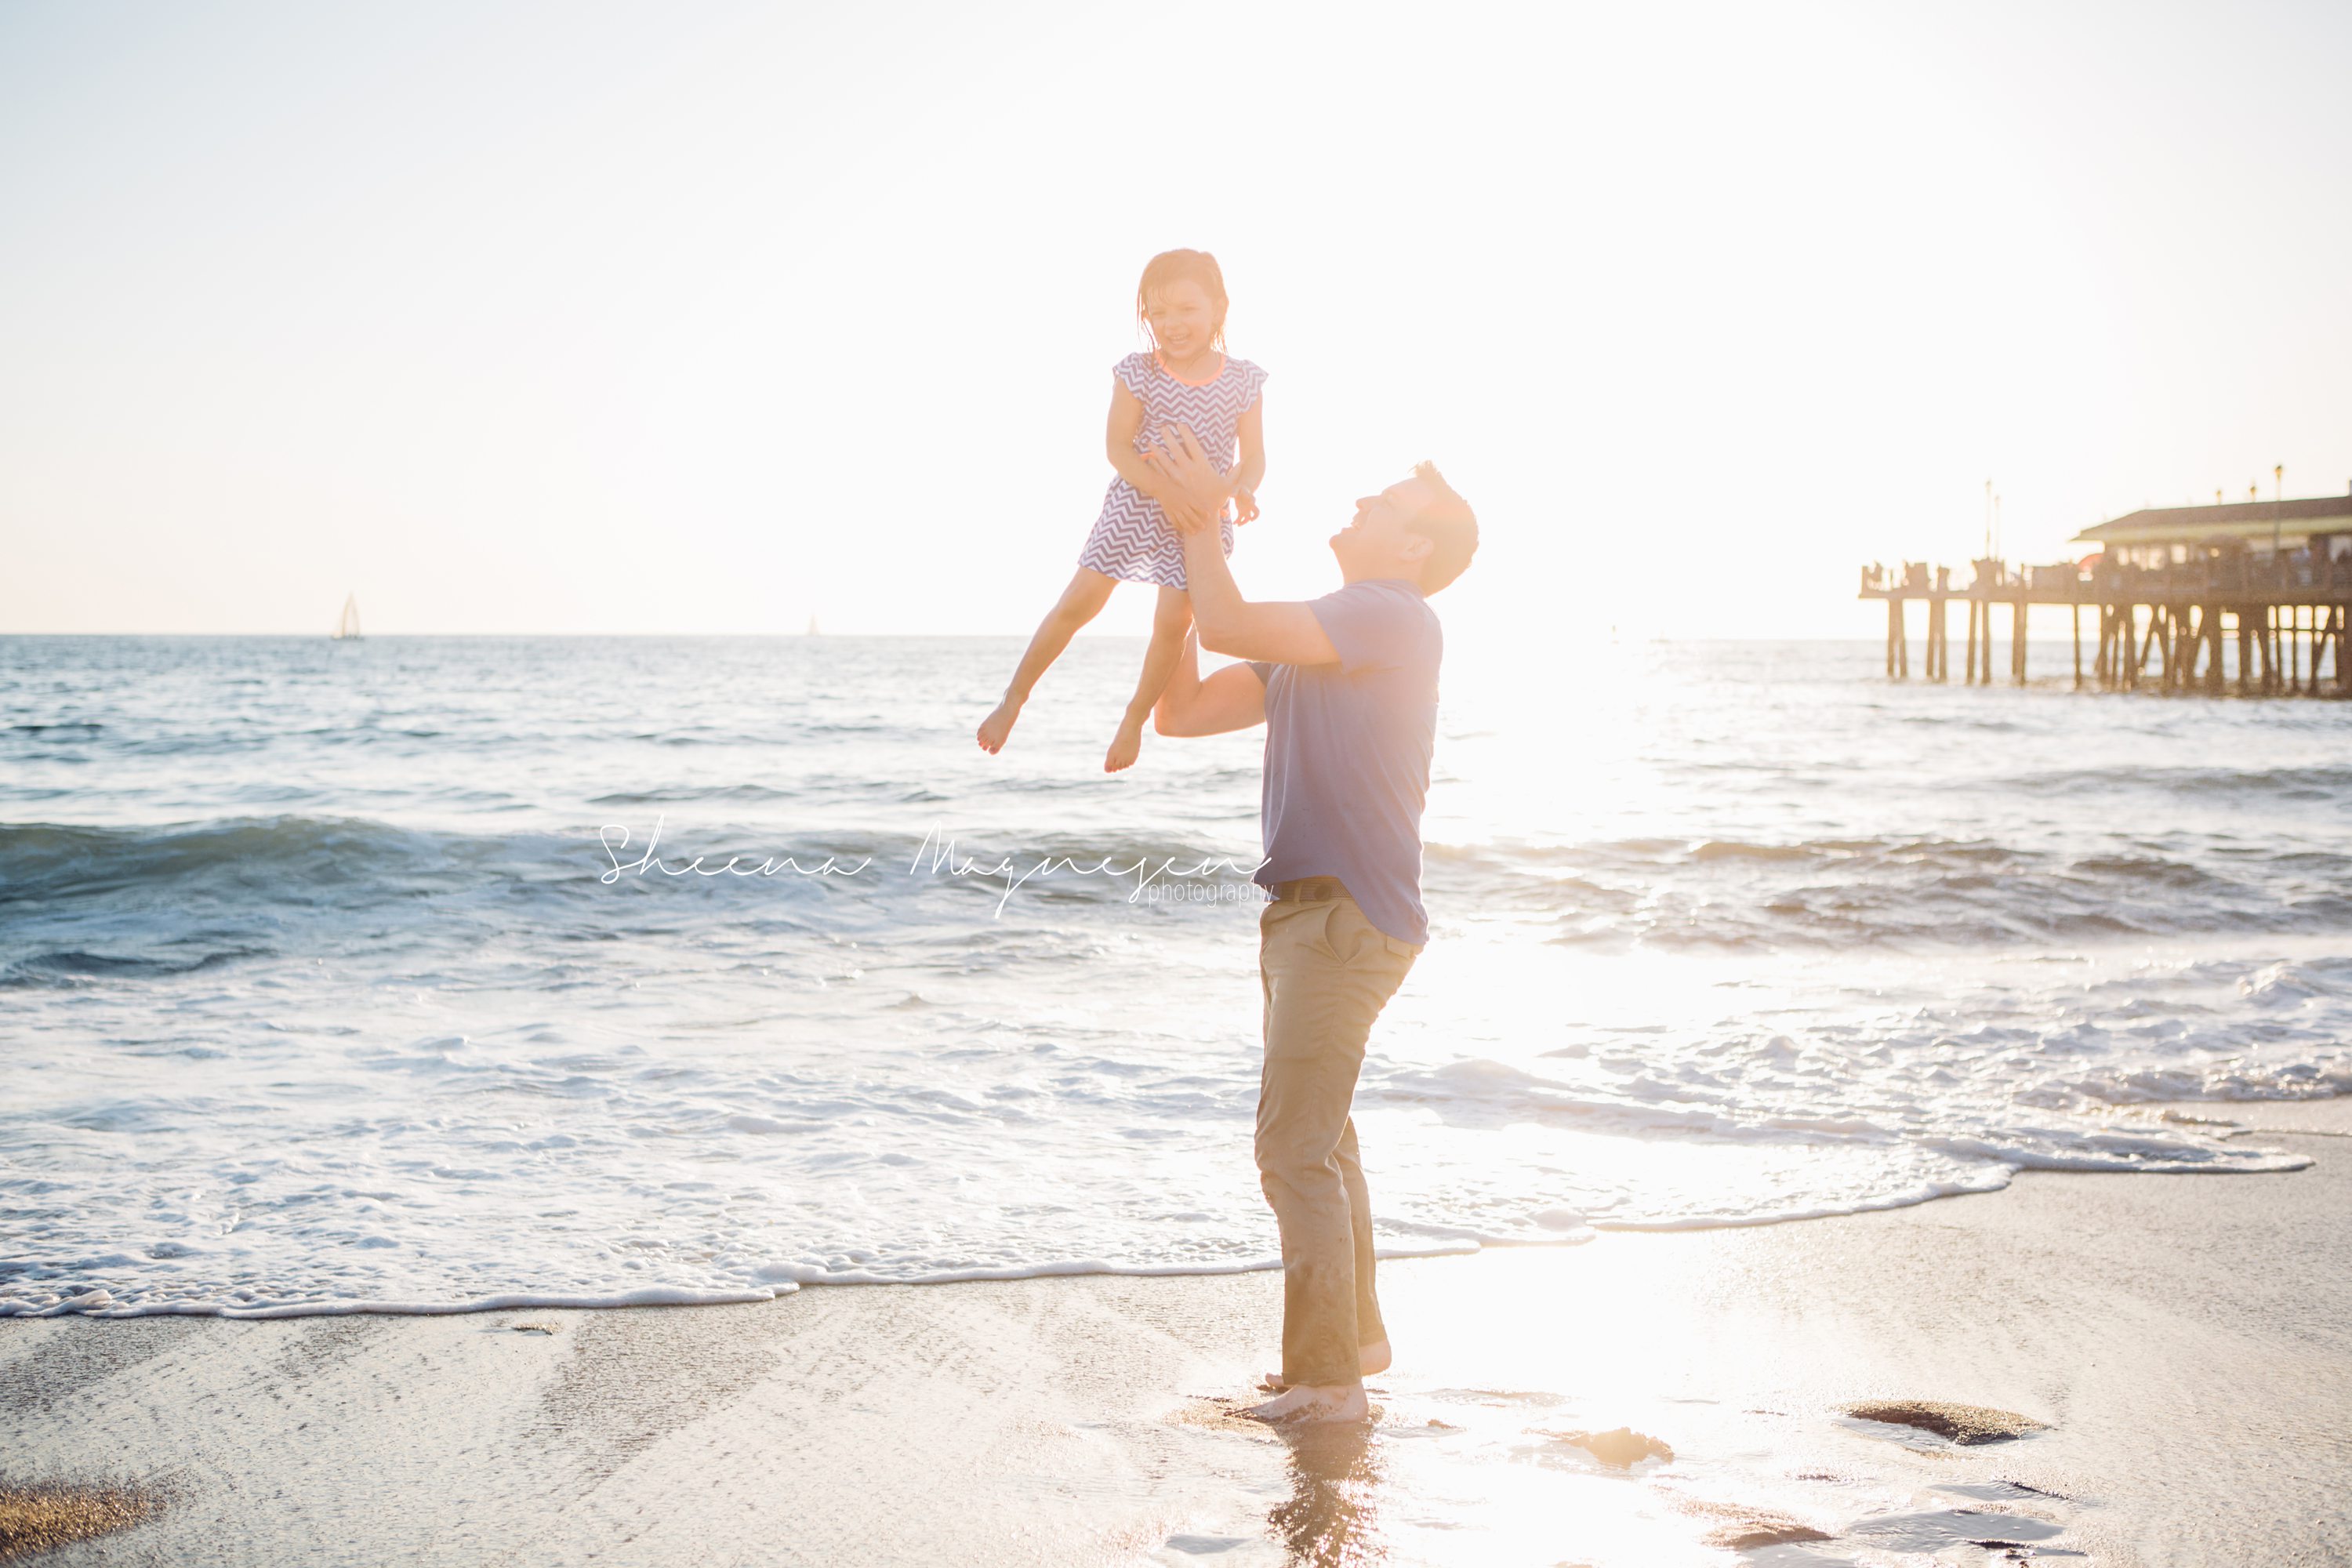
left=1144, top=278, right=1220, bottom=361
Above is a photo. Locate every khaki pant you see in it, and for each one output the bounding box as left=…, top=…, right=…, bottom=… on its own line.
left=1256, top=891, right=1419, bottom=1389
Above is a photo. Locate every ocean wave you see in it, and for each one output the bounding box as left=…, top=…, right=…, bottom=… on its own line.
left=586, top=783, right=800, bottom=806
left=15, top=815, right=2352, bottom=954
left=0, top=815, right=1274, bottom=951
left=3, top=1283, right=797, bottom=1320
left=1424, top=833, right=2352, bottom=947
left=1999, top=763, right=2352, bottom=802
left=0, top=817, right=542, bottom=904
left=2, top=947, right=270, bottom=988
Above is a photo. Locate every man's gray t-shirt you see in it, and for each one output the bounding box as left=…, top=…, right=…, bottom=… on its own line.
left=1249, top=578, right=1442, bottom=947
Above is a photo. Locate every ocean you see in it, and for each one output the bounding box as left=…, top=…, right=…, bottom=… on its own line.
left=2, top=633, right=2344, bottom=1318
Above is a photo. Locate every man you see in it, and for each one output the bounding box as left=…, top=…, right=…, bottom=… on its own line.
left=1147, top=424, right=1479, bottom=1424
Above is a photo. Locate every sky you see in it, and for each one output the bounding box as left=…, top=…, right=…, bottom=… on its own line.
left=2, top=1, right=2349, bottom=637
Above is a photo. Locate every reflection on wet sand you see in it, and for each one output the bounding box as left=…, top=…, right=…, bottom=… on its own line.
left=1236, top=1378, right=2072, bottom=1568
left=1205, top=1224, right=2103, bottom=1566
left=1266, top=1418, right=1385, bottom=1567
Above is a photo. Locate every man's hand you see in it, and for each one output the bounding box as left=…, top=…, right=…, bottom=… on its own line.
left=1160, top=430, right=1339, bottom=666
left=1144, top=423, right=1232, bottom=533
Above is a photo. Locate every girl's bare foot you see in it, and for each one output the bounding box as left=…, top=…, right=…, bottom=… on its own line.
left=1243, top=1382, right=1369, bottom=1425
left=977, top=699, right=1022, bottom=754
left=1104, top=714, right=1145, bottom=772
left=1259, top=1338, right=1389, bottom=1392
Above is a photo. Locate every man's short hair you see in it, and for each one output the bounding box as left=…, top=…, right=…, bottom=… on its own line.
left=1408, top=461, right=1478, bottom=594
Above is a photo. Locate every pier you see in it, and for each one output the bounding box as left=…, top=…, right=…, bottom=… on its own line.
left=1860, top=492, right=2352, bottom=695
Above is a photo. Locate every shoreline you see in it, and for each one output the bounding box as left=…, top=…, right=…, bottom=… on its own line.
left=7, top=1099, right=2318, bottom=1323
left=5, top=1098, right=2348, bottom=1566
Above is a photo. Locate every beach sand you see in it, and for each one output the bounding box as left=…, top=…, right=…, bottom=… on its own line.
left=5, top=1098, right=2347, bottom=1566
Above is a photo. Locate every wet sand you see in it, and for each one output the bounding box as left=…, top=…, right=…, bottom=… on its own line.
left=4, top=1098, right=2347, bottom=1566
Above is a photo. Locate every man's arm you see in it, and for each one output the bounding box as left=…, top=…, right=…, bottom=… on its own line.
left=1152, top=630, right=1266, bottom=736
left=1152, top=425, right=1338, bottom=666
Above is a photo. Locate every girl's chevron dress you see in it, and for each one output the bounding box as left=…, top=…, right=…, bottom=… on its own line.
left=1078, top=352, right=1269, bottom=590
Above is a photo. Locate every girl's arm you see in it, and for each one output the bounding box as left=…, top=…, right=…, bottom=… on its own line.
left=1106, top=380, right=1182, bottom=508
left=1229, top=396, right=1266, bottom=523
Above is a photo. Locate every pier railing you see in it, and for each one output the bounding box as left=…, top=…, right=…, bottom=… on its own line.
left=1861, top=554, right=2349, bottom=603
left=1857, top=554, right=2350, bottom=696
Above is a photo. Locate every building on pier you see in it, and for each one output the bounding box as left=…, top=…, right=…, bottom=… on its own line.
left=1860, top=488, right=2352, bottom=695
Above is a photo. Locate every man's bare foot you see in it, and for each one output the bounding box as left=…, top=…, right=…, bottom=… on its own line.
left=1104, top=715, right=1145, bottom=772
left=977, top=698, right=1022, bottom=754
left=1259, top=1338, right=1389, bottom=1392
left=1243, top=1382, right=1369, bottom=1425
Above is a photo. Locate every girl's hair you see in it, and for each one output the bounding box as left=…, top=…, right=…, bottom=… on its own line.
left=1136, top=249, right=1229, bottom=353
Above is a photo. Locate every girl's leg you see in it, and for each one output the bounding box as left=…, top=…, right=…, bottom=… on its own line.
left=1105, top=586, right=1194, bottom=772
left=978, top=568, right=1120, bottom=753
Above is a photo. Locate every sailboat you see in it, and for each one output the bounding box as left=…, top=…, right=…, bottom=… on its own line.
left=333, top=594, right=362, bottom=641
left=806, top=615, right=821, bottom=636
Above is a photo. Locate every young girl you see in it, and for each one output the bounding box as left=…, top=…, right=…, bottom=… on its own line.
left=976, top=249, right=1266, bottom=771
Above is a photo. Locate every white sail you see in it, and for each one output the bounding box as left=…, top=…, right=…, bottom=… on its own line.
left=334, top=594, right=362, bottom=641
